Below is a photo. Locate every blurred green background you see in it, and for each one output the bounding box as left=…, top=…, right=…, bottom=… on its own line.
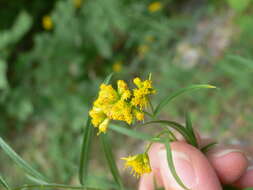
left=0, top=0, right=253, bottom=189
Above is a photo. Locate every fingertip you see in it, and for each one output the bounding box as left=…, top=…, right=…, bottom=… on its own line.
left=234, top=164, right=253, bottom=188
left=207, top=147, right=248, bottom=184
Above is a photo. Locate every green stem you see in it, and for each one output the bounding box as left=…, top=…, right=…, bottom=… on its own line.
left=139, top=120, right=193, bottom=146
left=145, top=129, right=177, bottom=154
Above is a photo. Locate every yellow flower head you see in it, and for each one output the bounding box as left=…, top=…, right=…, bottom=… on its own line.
left=131, top=77, right=155, bottom=109
left=148, top=2, right=162, bottom=13
left=89, top=107, right=110, bottom=134
left=42, top=16, right=53, bottom=30
left=121, top=153, right=152, bottom=177
left=113, top=61, right=123, bottom=72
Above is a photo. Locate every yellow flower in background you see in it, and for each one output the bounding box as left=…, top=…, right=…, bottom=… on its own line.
left=131, top=77, right=156, bottom=109
left=112, top=61, right=123, bottom=72
left=42, top=16, right=53, bottom=30
left=73, top=0, right=82, bottom=8
left=137, top=45, right=149, bottom=58
left=121, top=153, right=152, bottom=177
left=145, top=35, right=155, bottom=43
left=148, top=1, right=162, bottom=13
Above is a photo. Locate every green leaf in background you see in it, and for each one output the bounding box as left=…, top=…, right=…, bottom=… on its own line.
left=164, top=141, right=189, bottom=190
left=79, top=117, right=94, bottom=185
left=0, top=59, right=8, bottom=90
left=226, top=0, right=251, bottom=12
left=99, top=134, right=125, bottom=190
left=0, top=175, right=10, bottom=190
left=185, top=113, right=198, bottom=148
left=154, top=84, right=217, bottom=117
left=0, top=11, right=32, bottom=50
left=0, top=137, right=47, bottom=182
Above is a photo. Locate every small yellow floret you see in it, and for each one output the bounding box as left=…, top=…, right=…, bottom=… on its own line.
left=89, top=107, right=106, bottom=127
left=148, top=2, right=162, bottom=13
left=133, top=109, right=145, bottom=121
left=131, top=77, right=155, bottom=109
left=98, top=118, right=110, bottom=135
left=121, top=153, right=152, bottom=177
left=42, top=16, right=53, bottom=30
left=117, top=80, right=131, bottom=100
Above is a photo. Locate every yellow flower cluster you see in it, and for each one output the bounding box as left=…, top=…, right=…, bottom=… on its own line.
left=121, top=153, right=152, bottom=177
left=89, top=77, right=155, bottom=134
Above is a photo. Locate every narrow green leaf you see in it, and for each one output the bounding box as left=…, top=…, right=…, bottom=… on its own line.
left=110, top=124, right=162, bottom=143
left=100, top=134, right=124, bottom=190
left=26, top=174, right=48, bottom=185
left=185, top=113, right=198, bottom=148
left=164, top=141, right=189, bottom=190
left=79, top=117, right=94, bottom=185
left=154, top=84, right=216, bottom=116
left=0, top=175, right=10, bottom=190
left=103, top=73, right=114, bottom=84
left=201, top=142, right=217, bottom=153
left=0, top=137, right=47, bottom=181
left=140, top=120, right=192, bottom=145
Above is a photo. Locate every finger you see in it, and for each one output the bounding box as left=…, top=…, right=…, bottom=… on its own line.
left=206, top=145, right=248, bottom=184
left=148, top=143, right=164, bottom=187
left=158, top=141, right=222, bottom=190
left=234, top=160, right=253, bottom=188
left=138, top=172, right=155, bottom=190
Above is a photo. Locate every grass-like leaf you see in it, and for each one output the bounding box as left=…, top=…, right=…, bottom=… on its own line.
left=201, top=142, right=217, bottom=153
left=100, top=134, right=125, bottom=190
left=154, top=84, right=216, bottom=116
left=79, top=117, right=94, bottom=185
left=110, top=124, right=162, bottom=143
left=164, top=141, right=189, bottom=190
left=0, top=175, right=10, bottom=190
left=0, top=137, right=47, bottom=181
left=103, top=73, right=114, bottom=84
left=185, top=113, right=198, bottom=148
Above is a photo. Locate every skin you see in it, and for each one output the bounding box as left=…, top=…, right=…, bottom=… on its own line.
left=138, top=136, right=253, bottom=190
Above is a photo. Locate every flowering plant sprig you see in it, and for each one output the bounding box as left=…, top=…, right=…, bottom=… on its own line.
left=86, top=73, right=217, bottom=189
left=0, top=73, right=218, bottom=190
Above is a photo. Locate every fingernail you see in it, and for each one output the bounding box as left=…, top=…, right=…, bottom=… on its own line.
left=159, top=149, right=196, bottom=189
left=212, top=149, right=244, bottom=158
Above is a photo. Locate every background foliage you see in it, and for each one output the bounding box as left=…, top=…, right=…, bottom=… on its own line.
left=0, top=0, right=253, bottom=189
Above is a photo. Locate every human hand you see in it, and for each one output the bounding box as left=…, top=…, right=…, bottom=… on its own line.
left=138, top=136, right=253, bottom=190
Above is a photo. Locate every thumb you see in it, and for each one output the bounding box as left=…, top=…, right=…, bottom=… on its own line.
left=158, top=142, right=222, bottom=190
